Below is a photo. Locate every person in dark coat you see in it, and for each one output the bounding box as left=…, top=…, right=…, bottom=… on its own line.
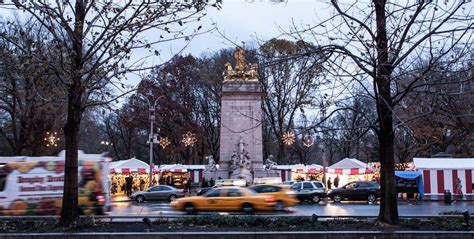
left=334, top=175, right=340, bottom=188
left=125, top=176, right=133, bottom=196
left=202, top=178, right=209, bottom=188
left=327, top=177, right=332, bottom=190
left=209, top=178, right=215, bottom=187
left=166, top=174, right=173, bottom=186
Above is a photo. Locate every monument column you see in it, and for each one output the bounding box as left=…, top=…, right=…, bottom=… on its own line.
left=214, top=48, right=269, bottom=184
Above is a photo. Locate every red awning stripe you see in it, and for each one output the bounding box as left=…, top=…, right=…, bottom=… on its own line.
left=326, top=168, right=373, bottom=175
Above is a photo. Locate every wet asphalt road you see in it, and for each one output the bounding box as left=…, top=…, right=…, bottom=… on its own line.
left=109, top=199, right=474, bottom=217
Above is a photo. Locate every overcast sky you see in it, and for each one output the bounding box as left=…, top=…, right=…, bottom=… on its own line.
left=162, top=0, right=328, bottom=58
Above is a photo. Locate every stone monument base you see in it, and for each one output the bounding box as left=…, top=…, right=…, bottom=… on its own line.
left=253, top=168, right=280, bottom=179
left=230, top=167, right=253, bottom=185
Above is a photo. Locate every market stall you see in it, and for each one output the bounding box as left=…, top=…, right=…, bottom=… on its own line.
left=290, top=164, right=323, bottom=181
left=274, top=165, right=292, bottom=182
left=395, top=171, right=424, bottom=199
left=414, top=157, right=473, bottom=199
left=326, top=158, right=374, bottom=187
left=159, top=164, right=189, bottom=189
left=108, top=158, right=152, bottom=195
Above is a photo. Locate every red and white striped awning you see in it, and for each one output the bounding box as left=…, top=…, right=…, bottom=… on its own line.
left=326, top=168, right=374, bottom=175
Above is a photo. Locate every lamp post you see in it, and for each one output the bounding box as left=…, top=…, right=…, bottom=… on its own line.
left=320, top=103, right=327, bottom=188
left=138, top=94, right=166, bottom=188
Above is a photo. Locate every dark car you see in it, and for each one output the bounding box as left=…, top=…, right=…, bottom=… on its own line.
left=196, top=186, right=217, bottom=196
left=131, top=185, right=185, bottom=203
left=289, top=181, right=327, bottom=203
left=327, top=181, right=380, bottom=204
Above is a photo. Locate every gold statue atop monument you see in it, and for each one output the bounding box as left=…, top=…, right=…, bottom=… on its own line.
left=223, top=47, right=258, bottom=81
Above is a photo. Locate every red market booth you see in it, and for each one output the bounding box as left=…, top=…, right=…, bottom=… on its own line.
left=414, top=157, right=473, bottom=199
left=327, top=158, right=374, bottom=187
left=108, top=158, right=151, bottom=194
left=159, top=164, right=205, bottom=189
left=290, top=164, right=324, bottom=181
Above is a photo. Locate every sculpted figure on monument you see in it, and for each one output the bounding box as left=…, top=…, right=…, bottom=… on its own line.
left=205, top=155, right=217, bottom=172
left=233, top=47, right=246, bottom=71
left=265, top=155, right=277, bottom=170
left=223, top=48, right=258, bottom=81
left=228, top=137, right=252, bottom=171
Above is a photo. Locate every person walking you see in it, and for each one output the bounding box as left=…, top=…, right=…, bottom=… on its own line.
left=327, top=177, right=332, bottom=190
left=202, top=178, right=209, bottom=188
left=125, top=175, right=133, bottom=197
left=455, top=177, right=463, bottom=201
left=209, top=178, right=215, bottom=187
left=334, top=175, right=340, bottom=188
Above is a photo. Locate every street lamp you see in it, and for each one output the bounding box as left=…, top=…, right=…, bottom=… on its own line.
left=137, top=94, right=166, bottom=188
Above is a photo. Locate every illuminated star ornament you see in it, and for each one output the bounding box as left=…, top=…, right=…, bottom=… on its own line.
left=182, top=132, right=197, bottom=147
left=44, top=132, right=60, bottom=147
left=282, top=131, right=296, bottom=146
left=159, top=137, right=171, bottom=149
left=303, top=135, right=315, bottom=148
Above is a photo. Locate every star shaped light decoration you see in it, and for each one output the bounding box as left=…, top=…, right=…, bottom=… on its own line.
left=282, top=131, right=296, bottom=146
left=44, top=131, right=60, bottom=147
left=182, top=132, right=197, bottom=147
left=302, top=135, right=315, bottom=148
left=159, top=137, right=171, bottom=149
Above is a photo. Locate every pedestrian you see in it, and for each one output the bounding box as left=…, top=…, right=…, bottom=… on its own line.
left=166, top=174, right=172, bottom=186
left=327, top=177, right=332, bottom=190
left=334, top=175, right=340, bottom=188
left=202, top=178, right=209, bottom=188
left=185, top=180, right=191, bottom=196
left=455, top=177, right=463, bottom=200
left=125, top=175, right=133, bottom=197
left=209, top=178, right=215, bottom=187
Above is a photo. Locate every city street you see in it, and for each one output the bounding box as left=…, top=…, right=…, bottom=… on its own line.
left=109, top=200, right=474, bottom=217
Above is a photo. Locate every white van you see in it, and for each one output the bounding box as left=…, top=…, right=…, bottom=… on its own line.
left=0, top=151, right=111, bottom=216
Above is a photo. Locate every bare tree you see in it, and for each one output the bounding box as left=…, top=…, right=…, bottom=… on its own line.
left=2, top=0, right=219, bottom=226
left=259, top=39, right=327, bottom=163
left=0, top=18, right=65, bottom=156
left=289, top=0, right=472, bottom=224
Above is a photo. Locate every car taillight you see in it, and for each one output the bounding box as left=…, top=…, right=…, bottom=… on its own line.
left=264, top=197, right=275, bottom=203
left=97, top=196, right=105, bottom=203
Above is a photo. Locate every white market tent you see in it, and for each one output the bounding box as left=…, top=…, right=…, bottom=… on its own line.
left=109, top=157, right=150, bottom=174
left=327, top=158, right=374, bottom=175
left=414, top=157, right=473, bottom=196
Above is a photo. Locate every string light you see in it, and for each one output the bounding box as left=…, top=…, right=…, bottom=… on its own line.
left=302, top=135, right=314, bottom=147
left=159, top=137, right=171, bottom=149
left=182, top=132, right=197, bottom=147
left=44, top=132, right=59, bottom=147
left=282, top=131, right=296, bottom=146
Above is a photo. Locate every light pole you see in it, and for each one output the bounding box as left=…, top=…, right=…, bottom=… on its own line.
left=320, top=103, right=327, bottom=188
left=138, top=94, right=166, bottom=188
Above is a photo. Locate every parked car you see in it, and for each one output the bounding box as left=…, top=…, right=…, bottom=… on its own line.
left=289, top=181, right=327, bottom=203
left=249, top=184, right=298, bottom=211
left=327, top=181, right=380, bottom=204
left=131, top=185, right=185, bottom=203
left=171, top=186, right=275, bottom=214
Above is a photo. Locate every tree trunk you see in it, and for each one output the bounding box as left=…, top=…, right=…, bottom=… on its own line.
left=374, top=0, right=399, bottom=225
left=60, top=88, right=83, bottom=226
left=60, top=0, right=86, bottom=227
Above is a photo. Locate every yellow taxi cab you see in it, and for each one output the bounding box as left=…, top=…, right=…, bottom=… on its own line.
left=249, top=184, right=298, bottom=211
left=171, top=186, right=275, bottom=214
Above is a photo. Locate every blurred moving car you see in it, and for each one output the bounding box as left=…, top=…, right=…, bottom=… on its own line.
left=290, top=181, right=327, bottom=203
left=327, top=181, right=380, bottom=204
left=131, top=185, right=185, bottom=203
left=253, top=177, right=282, bottom=185
left=196, top=186, right=217, bottom=196
left=171, top=186, right=275, bottom=214
left=249, top=184, right=298, bottom=211
left=197, top=178, right=247, bottom=196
